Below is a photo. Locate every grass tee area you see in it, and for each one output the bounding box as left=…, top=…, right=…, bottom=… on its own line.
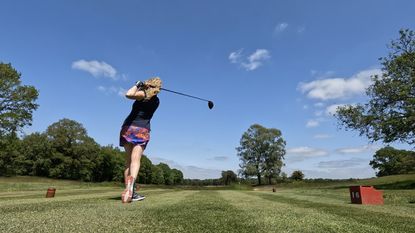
left=0, top=175, right=414, bottom=233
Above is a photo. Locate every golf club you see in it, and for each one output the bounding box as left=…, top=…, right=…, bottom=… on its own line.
left=160, top=88, right=214, bottom=109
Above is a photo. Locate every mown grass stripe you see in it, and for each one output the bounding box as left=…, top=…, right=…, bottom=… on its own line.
left=220, top=190, right=388, bottom=233
left=0, top=190, right=192, bottom=233
left=136, top=190, right=269, bottom=233
left=268, top=189, right=415, bottom=217
left=251, top=192, right=415, bottom=233
left=0, top=188, right=176, bottom=210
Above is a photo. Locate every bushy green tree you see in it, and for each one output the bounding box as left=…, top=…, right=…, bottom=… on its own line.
left=171, top=168, right=184, bottom=185
left=138, top=155, right=153, bottom=184
left=290, top=170, right=304, bottom=181
left=0, top=63, right=39, bottom=176
left=45, top=119, right=100, bottom=181
left=336, top=29, right=415, bottom=145
left=151, top=165, right=164, bottom=185
left=237, top=124, right=286, bottom=185
left=94, top=145, right=125, bottom=182
left=370, top=146, right=415, bottom=177
left=157, top=163, right=174, bottom=185
left=221, top=170, right=237, bottom=185
left=0, top=63, right=39, bottom=137
left=18, top=132, right=53, bottom=176
left=0, top=135, right=21, bottom=176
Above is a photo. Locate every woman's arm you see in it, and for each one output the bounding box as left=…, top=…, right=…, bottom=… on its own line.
left=125, top=85, right=146, bottom=100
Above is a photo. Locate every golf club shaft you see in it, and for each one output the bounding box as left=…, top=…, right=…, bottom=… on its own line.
left=160, top=88, right=210, bottom=102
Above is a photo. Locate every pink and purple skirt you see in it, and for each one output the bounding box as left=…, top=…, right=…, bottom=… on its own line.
left=119, top=125, right=150, bottom=148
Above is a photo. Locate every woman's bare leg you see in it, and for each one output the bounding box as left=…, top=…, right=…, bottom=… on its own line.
left=129, top=144, right=144, bottom=180
left=123, top=144, right=133, bottom=185
left=122, top=143, right=144, bottom=203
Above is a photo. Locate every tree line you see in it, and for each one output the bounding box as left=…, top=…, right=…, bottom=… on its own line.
left=0, top=117, right=185, bottom=184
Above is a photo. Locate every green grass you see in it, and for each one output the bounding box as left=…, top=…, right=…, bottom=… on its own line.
left=0, top=176, right=414, bottom=232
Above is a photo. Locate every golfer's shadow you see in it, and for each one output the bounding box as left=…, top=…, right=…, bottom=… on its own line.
left=108, top=196, right=121, bottom=200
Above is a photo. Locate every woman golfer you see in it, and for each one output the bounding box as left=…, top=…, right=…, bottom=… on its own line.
left=120, top=77, right=161, bottom=203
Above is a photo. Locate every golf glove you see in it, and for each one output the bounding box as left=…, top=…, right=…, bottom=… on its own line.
left=135, top=81, right=145, bottom=89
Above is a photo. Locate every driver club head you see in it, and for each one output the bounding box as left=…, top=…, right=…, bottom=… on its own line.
left=208, top=101, right=214, bottom=109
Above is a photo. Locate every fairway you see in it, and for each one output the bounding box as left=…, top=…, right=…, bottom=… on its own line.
left=1, top=177, right=414, bottom=233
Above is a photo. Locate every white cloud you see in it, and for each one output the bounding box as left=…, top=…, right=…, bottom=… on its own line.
left=286, top=146, right=329, bottom=162
left=335, top=145, right=379, bottom=154
left=318, top=157, right=367, bottom=169
left=72, top=60, right=118, bottom=80
left=298, top=68, right=382, bottom=101
left=229, top=49, right=271, bottom=71
left=228, top=49, right=243, bottom=63
left=209, top=156, right=228, bottom=161
left=306, top=119, right=319, bottom=128
left=275, top=23, right=288, bottom=33
left=97, top=86, right=126, bottom=97
left=298, top=166, right=375, bottom=179
left=242, top=49, right=271, bottom=71
left=313, top=134, right=332, bottom=139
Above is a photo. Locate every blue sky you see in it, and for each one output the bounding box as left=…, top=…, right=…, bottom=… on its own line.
left=1, top=0, right=414, bottom=179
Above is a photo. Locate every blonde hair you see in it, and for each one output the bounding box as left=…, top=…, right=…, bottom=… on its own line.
left=145, top=77, right=162, bottom=88
left=144, top=77, right=162, bottom=100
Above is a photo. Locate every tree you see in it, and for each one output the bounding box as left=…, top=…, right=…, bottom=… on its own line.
left=221, top=170, right=237, bottom=185
left=0, top=63, right=39, bottom=137
left=171, top=168, right=184, bottom=185
left=18, top=132, right=54, bottom=177
left=336, top=29, right=415, bottom=145
left=151, top=165, right=164, bottom=185
left=45, top=119, right=100, bottom=181
left=138, top=155, right=153, bottom=184
left=280, top=172, right=288, bottom=182
left=157, top=163, right=174, bottom=185
left=237, top=124, right=286, bottom=185
left=0, top=63, right=39, bottom=176
left=94, top=145, right=125, bottom=182
left=290, top=170, right=304, bottom=181
left=0, top=136, right=21, bottom=176
left=370, top=146, right=415, bottom=177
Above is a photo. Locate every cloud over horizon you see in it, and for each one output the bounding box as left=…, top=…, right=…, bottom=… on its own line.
left=298, top=68, right=382, bottom=101
left=209, top=156, right=229, bottom=161
left=286, top=146, right=329, bottom=162
left=318, top=157, right=367, bottom=168
left=335, top=145, right=379, bottom=154
left=313, top=134, right=332, bottom=139
left=149, top=156, right=223, bottom=179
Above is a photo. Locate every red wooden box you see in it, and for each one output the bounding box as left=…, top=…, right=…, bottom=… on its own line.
left=349, top=186, right=384, bottom=205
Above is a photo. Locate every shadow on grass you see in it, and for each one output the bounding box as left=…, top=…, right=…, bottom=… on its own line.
left=330, top=180, right=415, bottom=190
left=373, top=180, right=415, bottom=190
